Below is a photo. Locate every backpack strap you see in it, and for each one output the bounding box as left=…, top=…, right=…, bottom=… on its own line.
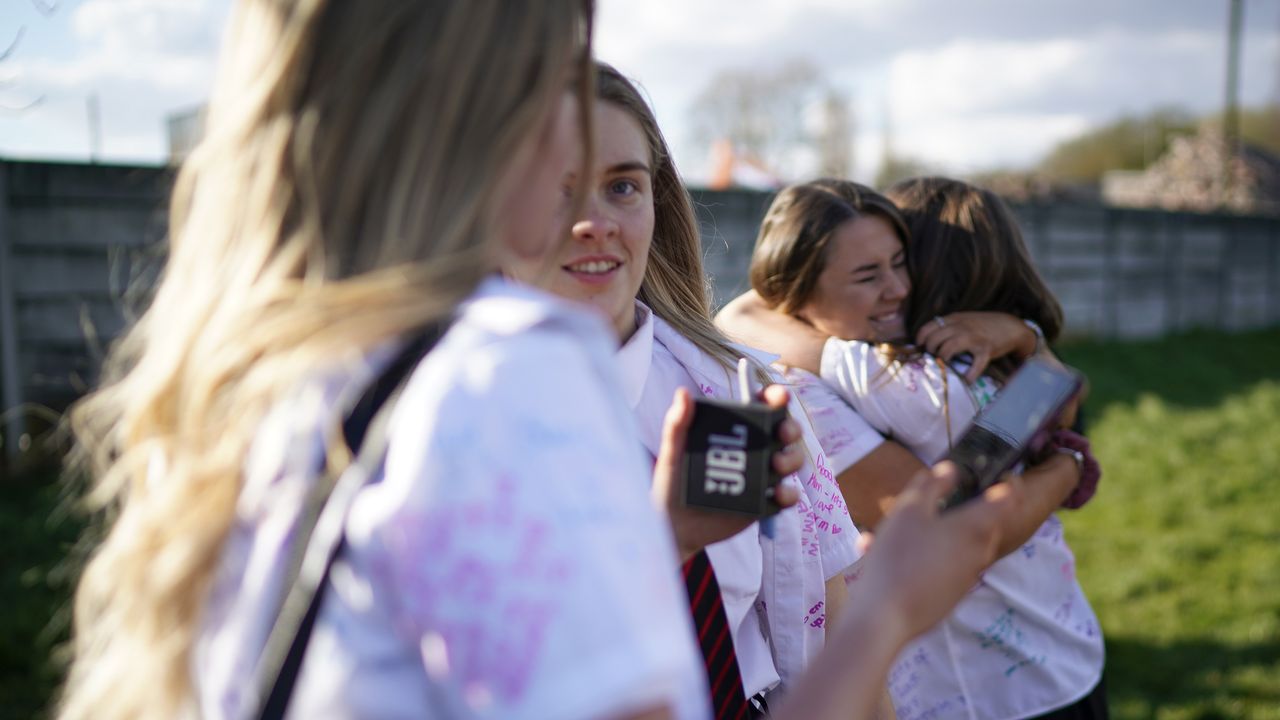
left=254, top=326, right=445, bottom=720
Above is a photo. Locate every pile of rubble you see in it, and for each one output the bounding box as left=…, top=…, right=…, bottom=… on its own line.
left=1103, top=128, right=1280, bottom=215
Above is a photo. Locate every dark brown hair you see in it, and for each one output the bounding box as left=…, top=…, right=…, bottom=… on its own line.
left=887, top=176, right=1063, bottom=376
left=749, top=178, right=910, bottom=315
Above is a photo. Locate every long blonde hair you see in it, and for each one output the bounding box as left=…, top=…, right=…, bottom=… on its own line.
left=595, top=63, right=768, bottom=384
left=60, top=2, right=594, bottom=719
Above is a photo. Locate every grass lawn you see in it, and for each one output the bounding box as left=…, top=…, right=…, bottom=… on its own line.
left=1, top=327, right=1278, bottom=719
left=1059, top=327, right=1280, bottom=719
left=0, top=472, right=83, bottom=720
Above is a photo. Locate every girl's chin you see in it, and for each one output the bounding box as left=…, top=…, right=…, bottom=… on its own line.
left=870, top=324, right=907, bottom=344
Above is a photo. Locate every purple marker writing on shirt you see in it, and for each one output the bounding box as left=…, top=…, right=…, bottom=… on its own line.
left=740, top=359, right=776, bottom=540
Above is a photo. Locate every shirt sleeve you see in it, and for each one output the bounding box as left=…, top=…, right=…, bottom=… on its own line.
left=354, top=329, right=706, bottom=720
left=770, top=367, right=863, bottom=580
left=784, top=367, right=884, bottom=477
left=819, top=338, right=972, bottom=465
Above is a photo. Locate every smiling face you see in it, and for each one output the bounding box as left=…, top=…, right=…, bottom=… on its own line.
left=799, top=214, right=911, bottom=342
left=535, top=101, right=655, bottom=341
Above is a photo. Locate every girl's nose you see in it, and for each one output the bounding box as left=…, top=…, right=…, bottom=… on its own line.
left=571, top=200, right=619, bottom=244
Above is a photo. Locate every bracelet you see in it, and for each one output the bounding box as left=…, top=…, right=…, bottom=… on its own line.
left=1055, top=446, right=1085, bottom=475
left=1022, top=318, right=1046, bottom=356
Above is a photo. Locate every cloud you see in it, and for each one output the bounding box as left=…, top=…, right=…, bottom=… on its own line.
left=889, top=39, right=1086, bottom=118
left=595, top=0, right=1280, bottom=179
left=59, top=0, right=228, bottom=90
left=2, top=0, right=1276, bottom=170
left=73, top=0, right=225, bottom=54
left=0, top=0, right=231, bottom=161
left=879, top=24, right=1279, bottom=171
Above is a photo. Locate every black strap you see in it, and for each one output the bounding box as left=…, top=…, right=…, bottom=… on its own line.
left=254, top=326, right=444, bottom=720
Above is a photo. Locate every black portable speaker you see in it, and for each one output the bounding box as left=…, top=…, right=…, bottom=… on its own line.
left=682, top=397, right=787, bottom=517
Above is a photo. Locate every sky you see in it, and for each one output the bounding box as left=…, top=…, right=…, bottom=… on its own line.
left=0, top=0, right=1277, bottom=184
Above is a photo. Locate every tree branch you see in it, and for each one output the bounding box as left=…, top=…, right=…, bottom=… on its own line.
left=0, top=26, right=26, bottom=63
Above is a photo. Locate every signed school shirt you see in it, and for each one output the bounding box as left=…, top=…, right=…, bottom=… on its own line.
left=617, top=302, right=861, bottom=697
left=780, top=367, right=885, bottom=481
left=822, top=338, right=1104, bottom=720
left=194, top=278, right=708, bottom=720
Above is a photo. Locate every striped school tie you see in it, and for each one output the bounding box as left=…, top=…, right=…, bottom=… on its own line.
left=682, top=550, right=752, bottom=720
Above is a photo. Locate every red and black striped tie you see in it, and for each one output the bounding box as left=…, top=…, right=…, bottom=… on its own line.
left=683, top=550, right=751, bottom=720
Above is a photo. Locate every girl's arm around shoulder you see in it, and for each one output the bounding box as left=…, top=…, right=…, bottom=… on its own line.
left=716, top=290, right=828, bottom=372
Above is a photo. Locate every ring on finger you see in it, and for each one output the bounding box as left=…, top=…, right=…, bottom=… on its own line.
left=934, top=316, right=946, bottom=328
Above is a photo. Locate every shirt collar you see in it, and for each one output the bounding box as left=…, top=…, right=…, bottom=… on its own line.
left=615, top=301, right=654, bottom=409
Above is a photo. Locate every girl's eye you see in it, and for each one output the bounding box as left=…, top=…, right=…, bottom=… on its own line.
left=853, top=275, right=876, bottom=285
left=892, top=257, right=907, bottom=268
left=609, top=178, right=639, bottom=196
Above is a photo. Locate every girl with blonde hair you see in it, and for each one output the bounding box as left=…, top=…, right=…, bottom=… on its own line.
left=58, top=1, right=1066, bottom=718
left=60, top=2, right=718, bottom=718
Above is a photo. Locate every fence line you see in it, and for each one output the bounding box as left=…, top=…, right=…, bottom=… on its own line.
left=0, top=160, right=169, bottom=468
left=691, top=189, right=1280, bottom=339
left=2, top=162, right=1278, bottom=468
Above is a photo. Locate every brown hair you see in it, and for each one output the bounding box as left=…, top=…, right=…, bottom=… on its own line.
left=595, top=62, right=768, bottom=382
left=886, top=176, right=1063, bottom=379
left=749, top=178, right=910, bottom=315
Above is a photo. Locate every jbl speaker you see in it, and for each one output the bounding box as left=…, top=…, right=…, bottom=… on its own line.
left=682, top=397, right=786, bottom=517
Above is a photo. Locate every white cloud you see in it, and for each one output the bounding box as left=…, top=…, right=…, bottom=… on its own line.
left=0, top=0, right=230, bottom=161
left=74, top=0, right=223, bottom=55
left=896, top=113, right=1093, bottom=172
left=889, top=39, right=1085, bottom=119
left=597, top=0, right=1280, bottom=181
left=2, top=0, right=1277, bottom=172
left=64, top=0, right=227, bottom=90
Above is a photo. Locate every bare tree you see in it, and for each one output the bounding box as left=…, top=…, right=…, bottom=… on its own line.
left=691, top=58, right=854, bottom=181
left=0, top=0, right=58, bottom=113
left=815, top=88, right=854, bottom=178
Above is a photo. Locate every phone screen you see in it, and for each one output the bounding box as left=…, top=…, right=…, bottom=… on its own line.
left=976, top=361, right=1080, bottom=445
left=942, top=358, right=1082, bottom=509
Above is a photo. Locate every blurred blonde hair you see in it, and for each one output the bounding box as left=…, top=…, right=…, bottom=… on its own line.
left=59, top=2, right=594, bottom=719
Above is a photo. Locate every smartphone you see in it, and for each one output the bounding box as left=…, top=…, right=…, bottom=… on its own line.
left=683, top=397, right=787, bottom=517
left=941, top=357, right=1083, bottom=510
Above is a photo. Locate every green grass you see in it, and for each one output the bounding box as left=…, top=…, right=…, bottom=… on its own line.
left=1059, top=327, right=1280, bottom=719
left=2, top=328, right=1278, bottom=718
left=0, top=472, right=84, bottom=720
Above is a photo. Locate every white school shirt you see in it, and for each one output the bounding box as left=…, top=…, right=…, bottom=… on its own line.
left=781, top=367, right=886, bottom=481
left=822, top=339, right=1105, bottom=720
left=194, top=278, right=708, bottom=720
left=616, top=302, right=861, bottom=697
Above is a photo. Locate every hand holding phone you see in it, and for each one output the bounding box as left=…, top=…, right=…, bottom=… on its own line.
left=941, top=357, right=1083, bottom=510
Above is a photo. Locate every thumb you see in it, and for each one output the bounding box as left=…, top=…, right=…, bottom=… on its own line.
left=905, top=461, right=960, bottom=509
